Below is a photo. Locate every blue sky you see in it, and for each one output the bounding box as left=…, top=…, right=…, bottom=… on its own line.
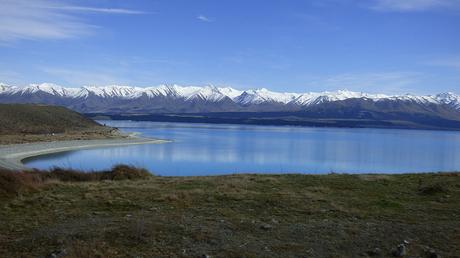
left=0, top=0, right=459, bottom=94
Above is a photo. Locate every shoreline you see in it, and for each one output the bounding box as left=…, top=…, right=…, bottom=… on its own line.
left=0, top=136, right=168, bottom=171
left=95, top=114, right=460, bottom=132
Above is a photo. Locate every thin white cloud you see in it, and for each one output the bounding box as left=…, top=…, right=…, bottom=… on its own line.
left=305, top=72, right=423, bottom=94
left=40, top=67, right=129, bottom=86
left=371, top=0, right=459, bottom=11
left=0, top=69, right=24, bottom=85
left=0, top=0, right=144, bottom=43
left=424, top=57, right=460, bottom=70
left=197, top=15, right=212, bottom=22
left=46, top=6, right=146, bottom=15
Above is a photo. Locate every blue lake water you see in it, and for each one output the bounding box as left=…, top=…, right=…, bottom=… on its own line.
left=24, top=120, right=460, bottom=176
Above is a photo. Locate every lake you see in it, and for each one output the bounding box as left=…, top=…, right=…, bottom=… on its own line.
left=24, top=120, right=460, bottom=176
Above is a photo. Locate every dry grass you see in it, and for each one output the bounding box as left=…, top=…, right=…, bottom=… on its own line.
left=0, top=172, right=459, bottom=257
left=0, top=165, right=151, bottom=197
left=0, top=104, right=101, bottom=135
left=0, top=104, right=121, bottom=144
left=0, top=168, right=42, bottom=196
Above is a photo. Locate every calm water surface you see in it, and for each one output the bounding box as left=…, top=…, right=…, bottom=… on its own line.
left=24, top=120, right=460, bottom=176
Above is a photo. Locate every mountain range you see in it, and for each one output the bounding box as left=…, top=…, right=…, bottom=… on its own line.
left=1, top=83, right=460, bottom=130
left=1, top=82, right=459, bottom=112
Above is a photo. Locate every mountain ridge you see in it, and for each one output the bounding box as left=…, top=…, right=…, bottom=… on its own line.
left=0, top=82, right=459, bottom=112
left=2, top=82, right=460, bottom=130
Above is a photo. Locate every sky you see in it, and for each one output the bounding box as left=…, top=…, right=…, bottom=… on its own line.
left=0, top=0, right=459, bottom=94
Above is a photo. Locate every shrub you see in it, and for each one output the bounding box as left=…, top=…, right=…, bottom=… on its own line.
left=0, top=169, right=43, bottom=196
left=105, top=165, right=151, bottom=181
left=0, top=165, right=152, bottom=197
left=418, top=183, right=448, bottom=195
left=46, top=168, right=100, bottom=182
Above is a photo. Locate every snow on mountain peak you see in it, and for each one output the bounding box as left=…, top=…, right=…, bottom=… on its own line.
left=0, top=83, right=11, bottom=93
left=436, top=92, right=459, bottom=101
left=17, top=83, right=81, bottom=97
left=28, top=83, right=63, bottom=93
left=436, top=92, right=460, bottom=108
left=218, top=87, right=243, bottom=99
left=184, top=85, right=226, bottom=102
left=81, top=85, right=143, bottom=98
left=235, top=88, right=300, bottom=104
left=142, top=84, right=240, bottom=102
left=292, top=90, right=387, bottom=106
left=0, top=83, right=459, bottom=110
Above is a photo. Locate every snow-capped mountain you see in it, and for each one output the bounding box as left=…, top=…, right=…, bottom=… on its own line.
left=234, top=88, right=300, bottom=105
left=0, top=83, right=11, bottom=93
left=0, top=83, right=459, bottom=114
left=436, top=92, right=460, bottom=110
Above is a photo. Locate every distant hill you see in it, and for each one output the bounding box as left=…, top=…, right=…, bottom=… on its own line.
left=97, top=98, right=460, bottom=131
left=0, top=104, right=116, bottom=144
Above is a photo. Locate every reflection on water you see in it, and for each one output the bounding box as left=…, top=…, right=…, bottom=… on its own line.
left=24, top=121, right=460, bottom=176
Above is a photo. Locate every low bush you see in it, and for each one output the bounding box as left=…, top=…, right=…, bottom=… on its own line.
left=0, top=169, right=43, bottom=196
left=106, top=165, right=151, bottom=180
left=0, top=165, right=152, bottom=197
left=418, top=183, right=448, bottom=195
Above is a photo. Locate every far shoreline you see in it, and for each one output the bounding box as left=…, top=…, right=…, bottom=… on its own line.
left=0, top=136, right=168, bottom=171
left=88, top=112, right=460, bottom=132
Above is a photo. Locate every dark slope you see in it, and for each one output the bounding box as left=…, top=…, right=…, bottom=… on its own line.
left=91, top=98, right=460, bottom=131
left=3, top=89, right=460, bottom=130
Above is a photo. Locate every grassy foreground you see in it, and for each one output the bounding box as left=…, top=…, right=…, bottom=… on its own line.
left=0, top=168, right=459, bottom=258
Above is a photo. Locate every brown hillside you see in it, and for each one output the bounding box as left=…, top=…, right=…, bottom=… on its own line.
left=0, top=104, right=118, bottom=144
